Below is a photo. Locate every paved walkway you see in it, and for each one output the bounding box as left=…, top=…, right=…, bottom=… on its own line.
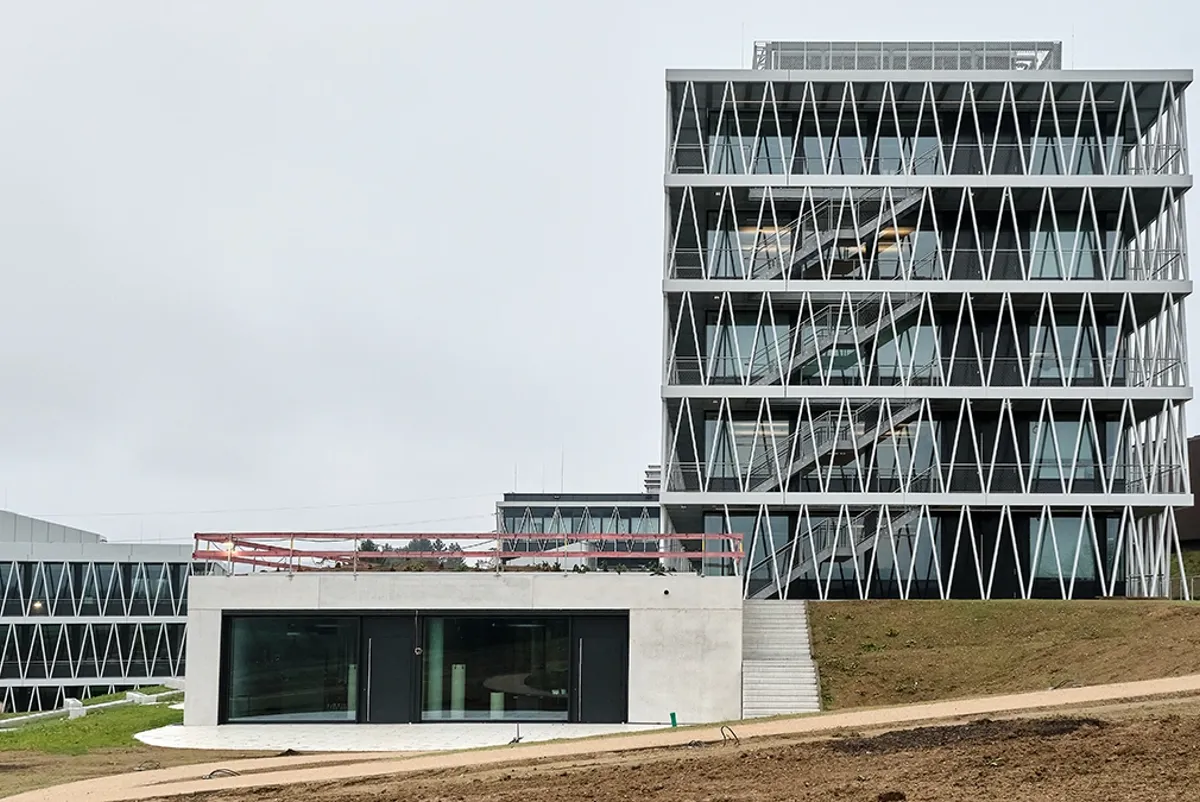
left=16, top=673, right=1200, bottom=802
left=137, top=722, right=660, bottom=752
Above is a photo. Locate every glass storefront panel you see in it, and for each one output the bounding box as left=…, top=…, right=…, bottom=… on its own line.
left=225, top=616, right=358, bottom=723
left=421, top=617, right=569, bottom=722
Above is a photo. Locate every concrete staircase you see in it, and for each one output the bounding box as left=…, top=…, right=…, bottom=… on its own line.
left=742, top=600, right=822, bottom=718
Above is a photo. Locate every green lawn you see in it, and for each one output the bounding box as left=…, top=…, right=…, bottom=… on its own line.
left=0, top=702, right=182, bottom=755
left=1169, top=544, right=1200, bottom=591
left=0, top=685, right=177, bottom=720
left=81, top=685, right=177, bottom=707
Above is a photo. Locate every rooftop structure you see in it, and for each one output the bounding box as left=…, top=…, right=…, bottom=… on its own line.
left=752, top=40, right=1063, bottom=71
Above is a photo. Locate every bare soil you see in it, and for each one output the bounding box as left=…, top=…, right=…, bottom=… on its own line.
left=810, top=600, right=1200, bottom=708
left=140, top=697, right=1200, bottom=802
left=0, top=748, right=268, bottom=799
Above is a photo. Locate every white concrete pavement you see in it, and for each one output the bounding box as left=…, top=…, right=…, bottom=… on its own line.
left=136, top=722, right=660, bottom=752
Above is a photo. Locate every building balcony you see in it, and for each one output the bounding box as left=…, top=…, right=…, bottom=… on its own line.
left=668, top=247, right=1187, bottom=283
left=664, top=461, right=1186, bottom=496
left=669, top=142, right=1186, bottom=178
left=665, top=356, right=1187, bottom=390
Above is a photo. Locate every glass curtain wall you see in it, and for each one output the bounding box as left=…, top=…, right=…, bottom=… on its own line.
left=421, top=616, right=569, bottom=722
left=224, top=616, right=358, bottom=722
left=1030, top=517, right=1098, bottom=582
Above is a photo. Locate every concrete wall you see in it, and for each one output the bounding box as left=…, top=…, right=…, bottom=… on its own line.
left=184, top=572, right=742, bottom=727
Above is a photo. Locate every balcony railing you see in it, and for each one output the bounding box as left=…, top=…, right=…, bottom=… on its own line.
left=670, top=142, right=1186, bottom=177
left=667, top=356, right=1186, bottom=388
left=665, top=461, right=1186, bottom=494
left=668, top=247, right=1186, bottom=281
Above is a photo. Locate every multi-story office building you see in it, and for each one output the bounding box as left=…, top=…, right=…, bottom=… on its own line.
left=0, top=510, right=197, bottom=712
left=661, top=41, right=1192, bottom=600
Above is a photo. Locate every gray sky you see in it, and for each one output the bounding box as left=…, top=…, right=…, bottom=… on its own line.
left=0, top=0, right=1196, bottom=543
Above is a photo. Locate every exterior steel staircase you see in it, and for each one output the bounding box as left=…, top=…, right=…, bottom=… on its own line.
left=747, top=398, right=923, bottom=493
left=752, top=189, right=924, bottom=280
left=746, top=506, right=924, bottom=600
left=749, top=293, right=924, bottom=385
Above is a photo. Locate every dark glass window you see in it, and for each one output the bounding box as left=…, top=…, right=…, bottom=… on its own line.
left=0, top=624, right=18, bottom=678
left=1030, top=517, right=1097, bottom=581
left=95, top=564, right=117, bottom=616
left=124, top=565, right=150, bottom=616
left=421, top=617, right=569, bottom=722
left=224, top=616, right=358, bottom=723
left=0, top=563, right=18, bottom=616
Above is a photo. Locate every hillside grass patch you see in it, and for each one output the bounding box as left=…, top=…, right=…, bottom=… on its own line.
left=810, top=599, right=1200, bottom=709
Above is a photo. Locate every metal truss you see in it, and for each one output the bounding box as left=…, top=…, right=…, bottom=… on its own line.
left=661, top=72, right=1192, bottom=601
left=0, top=559, right=194, bottom=713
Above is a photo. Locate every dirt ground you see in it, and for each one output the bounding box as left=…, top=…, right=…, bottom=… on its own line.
left=134, top=696, right=1200, bottom=802
left=0, top=747, right=269, bottom=799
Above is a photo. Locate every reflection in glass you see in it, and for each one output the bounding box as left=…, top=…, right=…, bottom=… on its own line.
left=1030, top=517, right=1098, bottom=581
left=225, top=616, right=358, bottom=722
left=706, top=314, right=792, bottom=383
left=421, top=617, right=569, bottom=722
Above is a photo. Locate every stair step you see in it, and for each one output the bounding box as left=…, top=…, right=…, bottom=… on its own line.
left=742, top=600, right=820, bottom=719
left=745, top=685, right=820, bottom=691
left=744, top=705, right=822, bottom=712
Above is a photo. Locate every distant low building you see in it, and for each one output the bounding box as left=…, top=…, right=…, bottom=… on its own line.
left=0, top=511, right=199, bottom=712
left=495, top=492, right=663, bottom=571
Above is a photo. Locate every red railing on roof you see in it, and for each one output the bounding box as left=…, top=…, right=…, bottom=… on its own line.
left=193, top=532, right=743, bottom=573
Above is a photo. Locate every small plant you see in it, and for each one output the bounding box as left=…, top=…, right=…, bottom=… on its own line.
left=885, top=628, right=900, bottom=638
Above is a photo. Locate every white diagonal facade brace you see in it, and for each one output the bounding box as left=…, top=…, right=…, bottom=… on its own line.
left=661, top=66, right=1193, bottom=601
left=0, top=559, right=199, bottom=713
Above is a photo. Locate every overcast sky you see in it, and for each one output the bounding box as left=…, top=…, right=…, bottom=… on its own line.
left=0, top=0, right=1197, bottom=543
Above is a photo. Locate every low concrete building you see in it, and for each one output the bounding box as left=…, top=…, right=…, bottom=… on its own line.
left=183, top=571, right=743, bottom=726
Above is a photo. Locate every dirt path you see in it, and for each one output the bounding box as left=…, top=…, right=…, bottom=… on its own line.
left=15, top=673, right=1200, bottom=802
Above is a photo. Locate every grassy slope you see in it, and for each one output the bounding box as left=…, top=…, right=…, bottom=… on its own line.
left=810, top=600, right=1200, bottom=709
left=1169, top=544, right=1200, bottom=589
left=0, top=703, right=182, bottom=755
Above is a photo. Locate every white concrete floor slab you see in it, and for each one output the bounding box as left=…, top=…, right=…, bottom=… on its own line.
left=136, top=722, right=663, bottom=752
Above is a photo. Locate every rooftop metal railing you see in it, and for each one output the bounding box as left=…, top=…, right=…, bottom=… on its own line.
left=192, top=532, right=743, bottom=574
left=752, top=41, right=1063, bottom=71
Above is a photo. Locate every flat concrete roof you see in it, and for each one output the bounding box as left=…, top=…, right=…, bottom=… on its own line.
left=665, top=68, right=1193, bottom=85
